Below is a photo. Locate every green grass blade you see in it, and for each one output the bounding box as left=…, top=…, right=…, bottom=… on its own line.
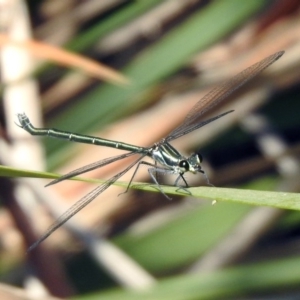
left=67, top=0, right=162, bottom=52
left=115, top=202, right=251, bottom=272
left=1, top=165, right=299, bottom=211
left=78, top=256, right=300, bottom=300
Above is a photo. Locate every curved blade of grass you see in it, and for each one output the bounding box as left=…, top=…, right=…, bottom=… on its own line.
left=1, top=165, right=299, bottom=211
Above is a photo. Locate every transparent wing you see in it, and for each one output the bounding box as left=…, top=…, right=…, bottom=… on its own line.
left=46, top=151, right=140, bottom=187
left=166, top=51, right=284, bottom=141
left=167, top=110, right=233, bottom=142
left=28, top=154, right=146, bottom=252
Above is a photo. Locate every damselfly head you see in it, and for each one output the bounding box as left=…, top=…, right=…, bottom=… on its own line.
left=186, top=153, right=203, bottom=174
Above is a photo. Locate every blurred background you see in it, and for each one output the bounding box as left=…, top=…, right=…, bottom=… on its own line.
left=1, top=0, right=300, bottom=299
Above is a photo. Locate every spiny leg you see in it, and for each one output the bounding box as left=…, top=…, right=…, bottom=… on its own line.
left=174, top=174, right=192, bottom=196
left=174, top=173, right=189, bottom=187
left=118, top=160, right=159, bottom=196
left=147, top=166, right=178, bottom=200
left=119, top=159, right=175, bottom=200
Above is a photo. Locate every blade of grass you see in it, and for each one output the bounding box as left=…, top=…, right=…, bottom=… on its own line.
left=1, top=165, right=299, bottom=211
left=66, top=0, right=163, bottom=53
left=115, top=201, right=252, bottom=273
left=81, top=256, right=300, bottom=300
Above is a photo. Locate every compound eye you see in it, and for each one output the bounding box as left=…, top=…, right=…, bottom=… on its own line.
left=179, top=160, right=189, bottom=171
left=197, top=153, right=203, bottom=163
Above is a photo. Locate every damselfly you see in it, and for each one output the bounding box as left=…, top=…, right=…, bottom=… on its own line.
left=17, top=51, right=284, bottom=251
